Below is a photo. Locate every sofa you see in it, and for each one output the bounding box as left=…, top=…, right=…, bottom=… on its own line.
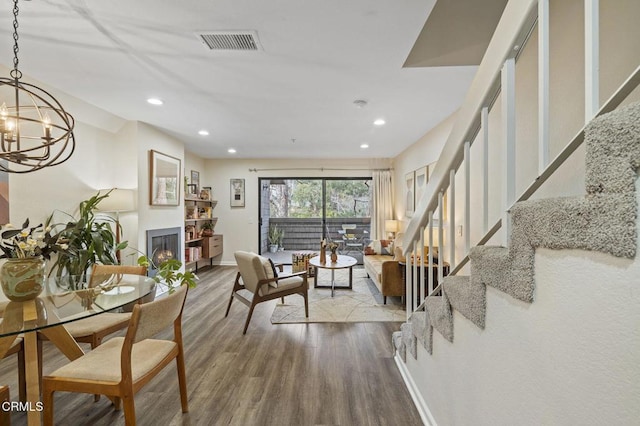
left=363, top=236, right=441, bottom=304
left=364, top=254, right=404, bottom=304
left=363, top=238, right=404, bottom=304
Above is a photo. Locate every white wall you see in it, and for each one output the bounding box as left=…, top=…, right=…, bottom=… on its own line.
left=135, top=123, right=186, bottom=263
left=393, top=112, right=457, bottom=237
left=204, top=157, right=390, bottom=264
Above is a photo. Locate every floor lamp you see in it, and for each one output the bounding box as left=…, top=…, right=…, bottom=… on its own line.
left=98, top=188, right=135, bottom=263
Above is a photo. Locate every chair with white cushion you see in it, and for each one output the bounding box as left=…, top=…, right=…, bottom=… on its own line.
left=226, top=251, right=309, bottom=334
left=42, top=284, right=189, bottom=426
left=41, top=264, right=148, bottom=352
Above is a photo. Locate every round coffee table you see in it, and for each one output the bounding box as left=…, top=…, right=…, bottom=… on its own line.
left=308, top=254, right=357, bottom=297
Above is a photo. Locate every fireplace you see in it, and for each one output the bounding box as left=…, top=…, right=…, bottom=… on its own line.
left=146, top=227, right=181, bottom=277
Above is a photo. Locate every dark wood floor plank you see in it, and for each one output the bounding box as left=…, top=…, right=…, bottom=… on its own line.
left=1, top=266, right=422, bottom=425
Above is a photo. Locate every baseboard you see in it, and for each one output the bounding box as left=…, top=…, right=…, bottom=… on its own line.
left=394, top=354, right=437, bottom=426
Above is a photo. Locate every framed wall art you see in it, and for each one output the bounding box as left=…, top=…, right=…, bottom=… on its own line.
left=230, top=178, right=245, bottom=207
left=414, top=166, right=428, bottom=209
left=405, top=171, right=415, bottom=218
left=190, top=170, right=200, bottom=194
left=149, top=150, right=181, bottom=206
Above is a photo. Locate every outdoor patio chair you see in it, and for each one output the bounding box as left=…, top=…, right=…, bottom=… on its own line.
left=340, top=224, right=366, bottom=255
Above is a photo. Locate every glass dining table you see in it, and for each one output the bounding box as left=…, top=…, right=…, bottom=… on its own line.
left=0, top=273, right=156, bottom=426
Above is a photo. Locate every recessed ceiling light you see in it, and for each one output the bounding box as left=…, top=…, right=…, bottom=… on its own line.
left=147, top=98, right=163, bottom=106
left=198, top=130, right=209, bottom=136
left=360, top=143, right=369, bottom=149
left=228, top=148, right=236, bottom=154
left=373, top=119, right=385, bottom=126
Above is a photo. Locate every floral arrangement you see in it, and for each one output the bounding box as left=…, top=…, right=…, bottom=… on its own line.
left=328, top=241, right=339, bottom=254
left=0, top=218, right=65, bottom=259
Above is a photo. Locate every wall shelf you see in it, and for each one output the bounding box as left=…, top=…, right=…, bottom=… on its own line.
left=184, top=196, right=223, bottom=271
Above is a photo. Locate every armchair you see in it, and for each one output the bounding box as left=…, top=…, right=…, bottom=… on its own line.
left=226, top=251, right=309, bottom=334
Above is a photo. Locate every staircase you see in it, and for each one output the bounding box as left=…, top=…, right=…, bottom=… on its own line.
left=393, top=101, right=639, bottom=360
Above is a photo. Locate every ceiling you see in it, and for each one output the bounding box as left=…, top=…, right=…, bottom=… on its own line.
left=0, top=0, right=503, bottom=160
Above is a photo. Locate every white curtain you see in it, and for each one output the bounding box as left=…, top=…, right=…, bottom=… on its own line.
left=371, top=170, right=393, bottom=240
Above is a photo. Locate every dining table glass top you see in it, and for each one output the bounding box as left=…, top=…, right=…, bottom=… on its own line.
left=0, top=273, right=156, bottom=338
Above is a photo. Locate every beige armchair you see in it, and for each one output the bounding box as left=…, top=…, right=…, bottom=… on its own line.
left=226, top=251, right=309, bottom=334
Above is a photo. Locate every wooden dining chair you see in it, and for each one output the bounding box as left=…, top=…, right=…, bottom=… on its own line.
left=42, top=264, right=147, bottom=351
left=226, top=251, right=309, bottom=334
left=38, top=264, right=147, bottom=402
left=42, top=284, right=189, bottom=426
left=1, top=338, right=26, bottom=402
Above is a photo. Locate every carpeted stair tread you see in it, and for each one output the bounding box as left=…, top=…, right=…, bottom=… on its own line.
left=469, top=245, right=534, bottom=303
left=401, top=322, right=417, bottom=359
left=392, top=331, right=405, bottom=362
left=409, top=311, right=433, bottom=354
left=443, top=275, right=486, bottom=329
left=424, top=294, right=453, bottom=342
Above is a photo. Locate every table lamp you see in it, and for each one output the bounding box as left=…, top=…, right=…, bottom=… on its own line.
left=98, top=188, right=135, bottom=263
left=385, top=219, right=399, bottom=240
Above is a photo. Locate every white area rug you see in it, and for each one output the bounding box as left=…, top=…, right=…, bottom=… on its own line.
left=270, top=268, right=405, bottom=323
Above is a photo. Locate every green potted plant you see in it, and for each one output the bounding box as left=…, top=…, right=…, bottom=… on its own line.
left=268, top=225, right=279, bottom=253
left=46, top=190, right=126, bottom=288
left=137, top=256, right=198, bottom=293
left=277, top=227, right=285, bottom=251
left=201, top=221, right=214, bottom=237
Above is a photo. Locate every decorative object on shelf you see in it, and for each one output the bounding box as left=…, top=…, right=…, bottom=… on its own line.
left=190, top=170, right=200, bottom=194
left=200, top=186, right=212, bottom=200
left=186, top=184, right=197, bottom=195
left=230, top=178, right=245, bottom=207
left=0, top=218, right=62, bottom=301
left=149, top=150, right=180, bottom=206
left=201, top=221, right=214, bottom=237
left=0, top=0, right=75, bottom=173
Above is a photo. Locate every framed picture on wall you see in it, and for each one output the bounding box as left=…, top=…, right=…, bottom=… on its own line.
left=190, top=170, right=200, bottom=194
left=405, top=171, right=415, bottom=217
left=230, top=178, right=245, bottom=207
left=414, top=166, right=428, bottom=209
left=149, top=150, right=181, bottom=206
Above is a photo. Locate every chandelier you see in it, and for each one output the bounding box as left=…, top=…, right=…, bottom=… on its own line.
left=0, top=0, right=75, bottom=173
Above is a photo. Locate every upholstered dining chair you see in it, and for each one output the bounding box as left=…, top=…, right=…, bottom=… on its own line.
left=42, top=284, right=189, bottom=426
left=42, top=264, right=147, bottom=351
left=226, top=251, right=309, bottom=334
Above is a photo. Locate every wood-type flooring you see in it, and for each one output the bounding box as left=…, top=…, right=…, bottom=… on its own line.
left=0, top=266, right=423, bottom=425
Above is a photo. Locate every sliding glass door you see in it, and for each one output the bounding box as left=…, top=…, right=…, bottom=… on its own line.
left=259, top=177, right=371, bottom=262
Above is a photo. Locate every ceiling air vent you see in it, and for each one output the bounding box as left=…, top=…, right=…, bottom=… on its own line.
left=198, top=31, right=262, bottom=51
